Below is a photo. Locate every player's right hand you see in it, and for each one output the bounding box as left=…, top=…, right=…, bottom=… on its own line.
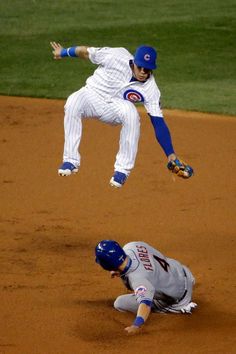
left=50, top=42, right=63, bottom=60
left=124, top=325, right=141, bottom=335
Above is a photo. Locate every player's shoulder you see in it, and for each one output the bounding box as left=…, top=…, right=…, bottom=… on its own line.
left=93, top=46, right=131, bottom=54
left=88, top=46, right=130, bottom=65
left=144, top=75, right=161, bottom=100
left=109, top=47, right=133, bottom=59
left=147, top=74, right=159, bottom=87
left=123, top=241, right=150, bottom=251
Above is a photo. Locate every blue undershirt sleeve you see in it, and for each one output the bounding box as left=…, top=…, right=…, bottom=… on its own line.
left=149, top=115, right=175, bottom=157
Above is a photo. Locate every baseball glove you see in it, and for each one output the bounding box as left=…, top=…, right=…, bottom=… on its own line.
left=167, top=158, right=193, bottom=178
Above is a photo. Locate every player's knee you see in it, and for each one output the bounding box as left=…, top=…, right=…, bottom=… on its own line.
left=64, top=102, right=73, bottom=117
left=64, top=96, right=82, bottom=120
left=114, top=296, right=126, bottom=312
left=64, top=91, right=82, bottom=115
left=64, top=92, right=76, bottom=110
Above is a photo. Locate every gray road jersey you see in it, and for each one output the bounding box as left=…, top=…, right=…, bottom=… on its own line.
left=122, top=241, right=188, bottom=305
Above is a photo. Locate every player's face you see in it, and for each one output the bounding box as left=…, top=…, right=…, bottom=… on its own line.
left=133, top=64, right=151, bottom=82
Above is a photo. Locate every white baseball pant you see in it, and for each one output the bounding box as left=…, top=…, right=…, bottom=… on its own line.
left=62, top=86, right=140, bottom=175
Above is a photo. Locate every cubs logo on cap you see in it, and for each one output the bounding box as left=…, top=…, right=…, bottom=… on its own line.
left=144, top=54, right=151, bottom=61
left=134, top=45, right=157, bottom=70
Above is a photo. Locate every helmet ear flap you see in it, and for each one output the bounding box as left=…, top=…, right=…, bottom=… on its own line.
left=95, top=256, right=114, bottom=271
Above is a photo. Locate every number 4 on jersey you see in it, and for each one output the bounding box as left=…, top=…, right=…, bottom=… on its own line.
left=153, top=255, right=169, bottom=272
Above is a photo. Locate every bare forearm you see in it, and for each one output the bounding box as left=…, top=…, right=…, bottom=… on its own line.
left=74, top=46, right=89, bottom=59
left=125, top=303, right=151, bottom=335
left=136, top=302, right=151, bottom=321
left=50, top=42, right=89, bottom=60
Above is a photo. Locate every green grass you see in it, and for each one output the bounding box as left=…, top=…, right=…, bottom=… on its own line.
left=0, top=0, right=235, bottom=115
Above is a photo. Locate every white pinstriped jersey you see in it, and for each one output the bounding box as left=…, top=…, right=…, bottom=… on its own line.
left=121, top=241, right=190, bottom=305
left=86, top=47, right=163, bottom=117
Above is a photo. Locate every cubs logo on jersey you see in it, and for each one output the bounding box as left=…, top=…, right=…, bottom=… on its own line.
left=123, top=89, right=144, bottom=103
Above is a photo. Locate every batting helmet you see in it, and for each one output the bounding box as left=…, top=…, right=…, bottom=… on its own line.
left=95, top=240, right=127, bottom=271
left=134, top=45, right=157, bottom=70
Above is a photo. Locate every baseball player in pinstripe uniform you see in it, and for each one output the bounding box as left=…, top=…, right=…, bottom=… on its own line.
left=50, top=42, right=194, bottom=187
left=95, top=240, right=197, bottom=335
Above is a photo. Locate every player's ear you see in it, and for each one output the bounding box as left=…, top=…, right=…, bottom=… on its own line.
left=129, top=59, right=134, bottom=69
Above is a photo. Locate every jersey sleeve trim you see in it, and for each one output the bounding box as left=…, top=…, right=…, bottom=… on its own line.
left=140, top=299, right=153, bottom=307
left=87, top=47, right=111, bottom=65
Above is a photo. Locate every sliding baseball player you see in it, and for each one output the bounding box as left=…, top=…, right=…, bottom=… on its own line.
left=95, top=240, right=197, bottom=335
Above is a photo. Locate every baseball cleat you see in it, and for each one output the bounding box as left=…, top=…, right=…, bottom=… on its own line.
left=180, top=302, right=198, bottom=314
left=58, top=162, right=79, bottom=176
left=110, top=171, right=127, bottom=188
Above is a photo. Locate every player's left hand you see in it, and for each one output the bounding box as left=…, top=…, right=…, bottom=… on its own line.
left=167, top=158, right=194, bottom=178
left=124, top=325, right=141, bottom=335
left=50, top=42, right=63, bottom=60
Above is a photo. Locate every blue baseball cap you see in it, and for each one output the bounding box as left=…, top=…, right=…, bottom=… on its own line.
left=134, top=45, right=157, bottom=70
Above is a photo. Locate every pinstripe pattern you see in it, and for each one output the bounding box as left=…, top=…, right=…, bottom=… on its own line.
left=101, top=98, right=140, bottom=174
left=62, top=47, right=163, bottom=173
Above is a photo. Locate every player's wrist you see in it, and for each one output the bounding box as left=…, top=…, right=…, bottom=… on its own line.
left=168, top=153, right=177, bottom=162
left=61, top=47, right=78, bottom=58
left=133, top=316, right=145, bottom=327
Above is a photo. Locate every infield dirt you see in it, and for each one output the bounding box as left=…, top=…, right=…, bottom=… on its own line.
left=0, top=96, right=235, bottom=354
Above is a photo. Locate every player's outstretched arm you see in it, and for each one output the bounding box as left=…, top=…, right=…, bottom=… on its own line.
left=149, top=115, right=194, bottom=178
left=125, top=302, right=151, bottom=335
left=50, top=42, right=89, bottom=60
